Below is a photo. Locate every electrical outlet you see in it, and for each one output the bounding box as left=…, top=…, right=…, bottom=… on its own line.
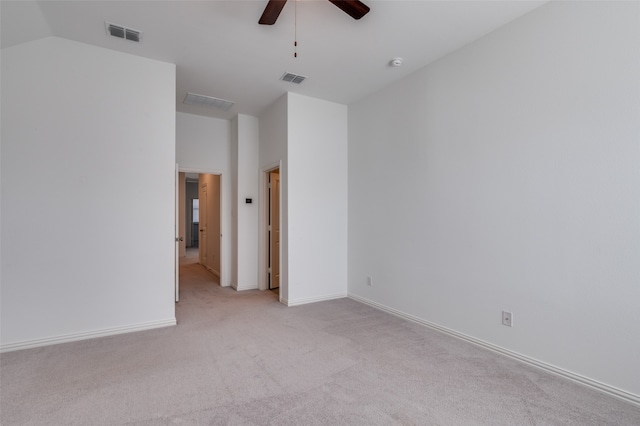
left=366, top=276, right=373, bottom=286
left=502, top=311, right=513, bottom=327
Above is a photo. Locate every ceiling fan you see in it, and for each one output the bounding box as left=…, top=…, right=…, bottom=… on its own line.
left=259, top=0, right=370, bottom=25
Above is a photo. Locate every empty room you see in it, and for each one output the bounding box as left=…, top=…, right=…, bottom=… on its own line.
left=1, top=0, right=639, bottom=424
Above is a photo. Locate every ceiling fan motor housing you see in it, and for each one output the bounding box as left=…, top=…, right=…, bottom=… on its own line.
left=259, top=0, right=370, bottom=25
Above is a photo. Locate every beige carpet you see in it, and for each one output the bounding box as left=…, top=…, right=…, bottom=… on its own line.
left=1, top=263, right=639, bottom=425
left=180, top=247, right=200, bottom=266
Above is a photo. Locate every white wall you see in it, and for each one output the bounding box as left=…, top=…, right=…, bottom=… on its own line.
left=258, top=93, right=349, bottom=304
left=176, top=111, right=231, bottom=286
left=287, top=93, right=348, bottom=304
left=230, top=117, right=239, bottom=286
left=348, top=1, right=640, bottom=398
left=233, top=115, right=260, bottom=290
left=1, top=37, right=176, bottom=349
left=259, top=95, right=288, bottom=299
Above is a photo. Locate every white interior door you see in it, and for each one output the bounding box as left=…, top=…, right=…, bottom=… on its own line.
left=269, top=171, right=280, bottom=290
left=178, top=172, right=186, bottom=258
left=175, top=164, right=180, bottom=302
left=199, top=181, right=208, bottom=266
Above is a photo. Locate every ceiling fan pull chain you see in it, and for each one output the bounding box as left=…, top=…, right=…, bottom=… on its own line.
left=294, top=0, right=298, bottom=58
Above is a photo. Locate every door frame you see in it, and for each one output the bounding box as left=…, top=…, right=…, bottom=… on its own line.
left=199, top=181, right=208, bottom=267
left=268, top=170, right=280, bottom=290
left=259, top=161, right=282, bottom=293
left=176, top=166, right=225, bottom=289
left=175, top=165, right=180, bottom=302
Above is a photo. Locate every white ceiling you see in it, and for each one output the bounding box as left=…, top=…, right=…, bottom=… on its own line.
left=1, top=0, right=547, bottom=121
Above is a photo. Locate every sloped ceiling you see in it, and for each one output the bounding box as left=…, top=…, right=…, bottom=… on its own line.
left=1, top=0, right=547, bottom=120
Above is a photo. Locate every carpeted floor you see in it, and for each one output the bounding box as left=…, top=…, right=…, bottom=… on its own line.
left=1, top=262, right=639, bottom=425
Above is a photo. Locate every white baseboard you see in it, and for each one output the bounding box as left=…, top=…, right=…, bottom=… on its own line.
left=205, top=266, right=220, bottom=279
left=348, top=294, right=640, bottom=407
left=0, top=318, right=177, bottom=353
left=283, top=292, right=347, bottom=307
left=235, top=284, right=259, bottom=291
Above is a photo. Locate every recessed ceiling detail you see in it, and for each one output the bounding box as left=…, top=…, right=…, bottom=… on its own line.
left=183, top=92, right=235, bottom=111
left=280, top=72, right=307, bottom=84
left=105, top=22, right=142, bottom=43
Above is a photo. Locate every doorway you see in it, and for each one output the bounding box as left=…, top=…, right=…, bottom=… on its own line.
left=184, top=173, right=200, bottom=264
left=176, top=170, right=222, bottom=301
left=267, top=168, right=280, bottom=292
left=184, top=172, right=199, bottom=245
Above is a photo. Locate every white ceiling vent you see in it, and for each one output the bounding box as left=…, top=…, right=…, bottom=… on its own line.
left=183, top=93, right=235, bottom=111
left=105, top=22, right=142, bottom=43
left=280, top=72, right=307, bottom=84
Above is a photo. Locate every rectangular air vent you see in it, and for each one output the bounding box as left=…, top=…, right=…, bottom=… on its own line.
left=280, top=72, right=307, bottom=84
left=183, top=93, right=235, bottom=111
left=106, top=22, right=142, bottom=43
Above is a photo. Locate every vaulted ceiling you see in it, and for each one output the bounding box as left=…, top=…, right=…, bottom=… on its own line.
left=1, top=1, right=547, bottom=120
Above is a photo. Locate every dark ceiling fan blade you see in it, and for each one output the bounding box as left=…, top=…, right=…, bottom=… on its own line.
left=328, top=0, right=370, bottom=20
left=259, top=0, right=288, bottom=25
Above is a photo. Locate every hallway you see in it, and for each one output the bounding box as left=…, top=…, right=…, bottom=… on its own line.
left=180, top=247, right=200, bottom=266
left=176, top=254, right=278, bottom=326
